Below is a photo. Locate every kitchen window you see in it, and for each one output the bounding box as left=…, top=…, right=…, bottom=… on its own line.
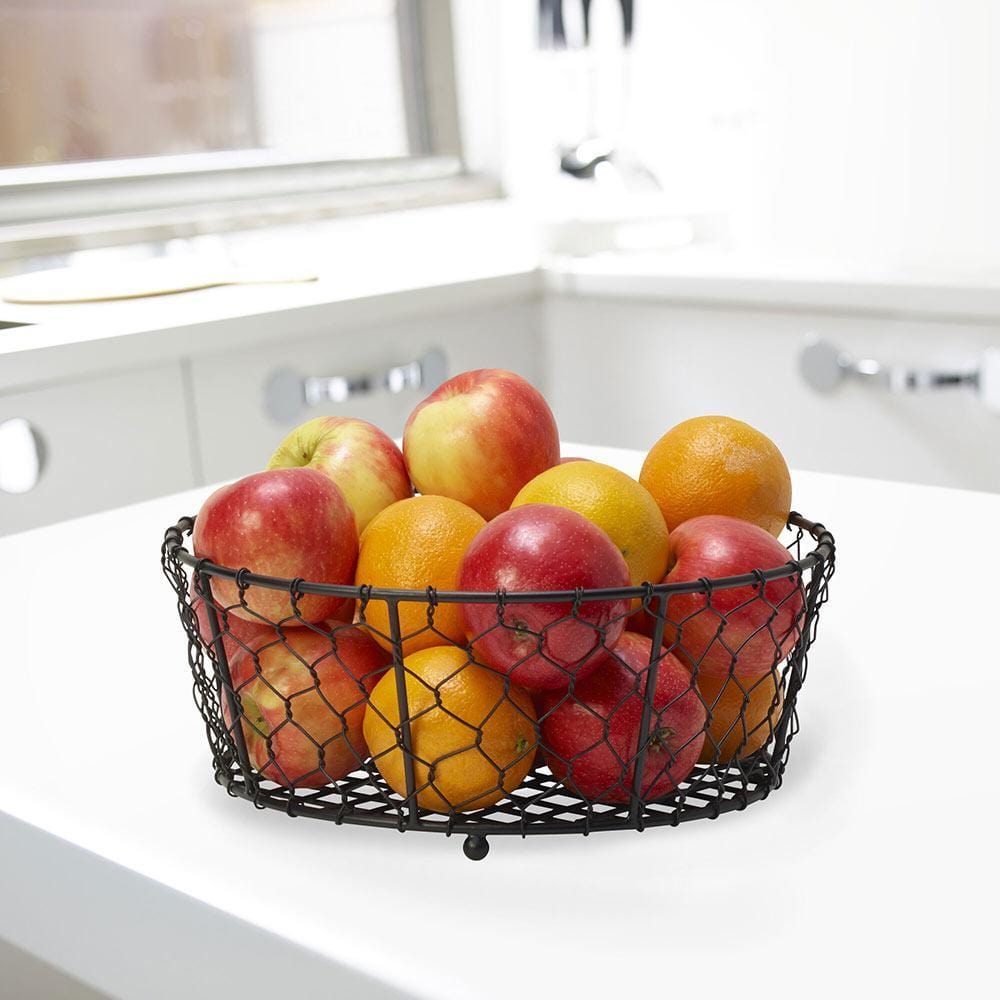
left=0, top=0, right=480, bottom=252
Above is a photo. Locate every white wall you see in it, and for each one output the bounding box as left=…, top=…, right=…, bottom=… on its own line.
left=451, top=0, right=546, bottom=194
left=468, top=1, right=1000, bottom=272
left=623, top=0, right=1000, bottom=271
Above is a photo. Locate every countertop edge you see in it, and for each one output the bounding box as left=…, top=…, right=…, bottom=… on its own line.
left=1, top=810, right=420, bottom=1000
left=544, top=260, right=1000, bottom=323
left=0, top=267, right=542, bottom=391
left=8, top=236, right=1000, bottom=393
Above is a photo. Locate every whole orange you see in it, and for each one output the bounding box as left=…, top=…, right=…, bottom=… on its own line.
left=696, top=669, right=784, bottom=763
left=363, top=645, right=537, bottom=812
left=354, top=495, right=485, bottom=655
left=510, top=461, right=669, bottom=591
left=639, top=416, right=791, bottom=537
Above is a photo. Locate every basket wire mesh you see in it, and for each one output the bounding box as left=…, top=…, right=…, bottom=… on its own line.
left=161, top=512, right=835, bottom=860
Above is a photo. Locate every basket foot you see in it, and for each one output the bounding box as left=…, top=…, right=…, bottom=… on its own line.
left=462, top=835, right=489, bottom=861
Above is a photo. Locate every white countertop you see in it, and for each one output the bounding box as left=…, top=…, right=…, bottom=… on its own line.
left=0, top=202, right=543, bottom=390
left=7, top=199, right=1000, bottom=390
left=546, top=248, right=1000, bottom=321
left=2, top=443, right=996, bottom=999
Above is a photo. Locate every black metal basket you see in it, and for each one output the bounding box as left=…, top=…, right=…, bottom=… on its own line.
left=161, top=512, right=834, bottom=860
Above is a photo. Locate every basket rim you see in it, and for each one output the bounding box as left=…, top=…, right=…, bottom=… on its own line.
left=162, top=511, right=834, bottom=605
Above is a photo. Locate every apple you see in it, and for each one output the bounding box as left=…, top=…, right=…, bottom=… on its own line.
left=268, top=416, right=412, bottom=534
left=227, top=625, right=392, bottom=788
left=327, top=601, right=357, bottom=625
left=458, top=504, right=631, bottom=691
left=190, top=589, right=275, bottom=665
left=193, top=468, right=357, bottom=626
left=652, top=515, right=805, bottom=681
left=538, top=632, right=706, bottom=803
left=403, top=369, right=560, bottom=520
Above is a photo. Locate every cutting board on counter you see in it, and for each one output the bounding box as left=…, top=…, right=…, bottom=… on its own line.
left=0, top=260, right=318, bottom=304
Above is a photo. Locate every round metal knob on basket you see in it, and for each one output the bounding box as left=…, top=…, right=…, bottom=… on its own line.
left=161, top=513, right=835, bottom=859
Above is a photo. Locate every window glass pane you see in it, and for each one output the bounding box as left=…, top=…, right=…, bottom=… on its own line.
left=254, top=0, right=409, bottom=160
left=0, top=0, right=411, bottom=169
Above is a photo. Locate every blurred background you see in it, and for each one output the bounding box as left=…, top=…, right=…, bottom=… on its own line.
left=1, top=0, right=999, bottom=537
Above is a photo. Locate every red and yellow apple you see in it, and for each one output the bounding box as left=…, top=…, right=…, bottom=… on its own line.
left=193, top=468, right=357, bottom=626
left=190, top=589, right=275, bottom=665
left=458, top=504, right=630, bottom=691
left=403, top=369, right=560, bottom=520
left=651, top=515, right=804, bottom=681
left=538, top=632, right=706, bottom=803
left=268, top=416, right=412, bottom=534
left=228, top=625, right=392, bottom=788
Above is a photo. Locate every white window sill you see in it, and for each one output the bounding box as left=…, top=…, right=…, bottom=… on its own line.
left=0, top=168, right=497, bottom=265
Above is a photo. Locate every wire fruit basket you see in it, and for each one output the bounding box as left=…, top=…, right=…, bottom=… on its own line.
left=162, top=512, right=835, bottom=860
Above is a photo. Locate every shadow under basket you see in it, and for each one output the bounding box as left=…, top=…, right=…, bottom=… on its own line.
left=161, top=513, right=835, bottom=860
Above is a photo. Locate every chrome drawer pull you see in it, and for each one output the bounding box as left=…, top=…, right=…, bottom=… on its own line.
left=264, top=347, right=447, bottom=424
left=800, top=336, right=1000, bottom=413
left=0, top=418, right=44, bottom=494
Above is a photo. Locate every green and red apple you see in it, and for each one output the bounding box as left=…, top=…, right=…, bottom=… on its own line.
left=228, top=625, right=391, bottom=788
left=191, top=589, right=275, bottom=664
left=268, top=416, right=412, bottom=534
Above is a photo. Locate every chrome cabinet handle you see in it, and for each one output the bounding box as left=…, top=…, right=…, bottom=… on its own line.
left=800, top=336, right=1000, bottom=414
left=264, top=347, right=448, bottom=424
left=0, top=418, right=45, bottom=494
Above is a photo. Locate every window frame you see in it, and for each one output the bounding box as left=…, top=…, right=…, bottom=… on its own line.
left=0, top=0, right=477, bottom=247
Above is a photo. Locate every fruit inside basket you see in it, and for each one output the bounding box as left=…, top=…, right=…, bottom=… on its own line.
left=161, top=369, right=835, bottom=859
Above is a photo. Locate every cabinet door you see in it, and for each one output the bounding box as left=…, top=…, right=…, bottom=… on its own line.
left=545, top=296, right=1000, bottom=492
left=0, top=364, right=197, bottom=535
left=190, top=301, right=545, bottom=483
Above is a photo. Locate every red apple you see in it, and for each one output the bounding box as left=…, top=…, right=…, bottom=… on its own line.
left=193, top=468, right=357, bottom=626
left=267, top=416, right=412, bottom=534
left=458, top=504, right=630, bottom=691
left=652, top=515, right=805, bottom=681
left=327, top=601, right=357, bottom=625
left=190, top=590, right=275, bottom=665
left=227, top=625, right=392, bottom=788
left=403, top=369, right=560, bottom=520
left=538, top=632, right=706, bottom=803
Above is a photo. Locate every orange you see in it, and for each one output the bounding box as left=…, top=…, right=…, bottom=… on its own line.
left=363, top=645, right=537, bottom=812
left=510, top=461, right=670, bottom=591
left=696, top=669, right=784, bottom=763
left=354, top=495, right=485, bottom=655
left=639, top=416, right=791, bottom=537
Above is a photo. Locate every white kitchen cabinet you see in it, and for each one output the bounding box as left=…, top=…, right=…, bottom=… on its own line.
left=544, top=295, right=1000, bottom=492
left=189, top=300, right=545, bottom=484
left=0, top=364, right=197, bottom=534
